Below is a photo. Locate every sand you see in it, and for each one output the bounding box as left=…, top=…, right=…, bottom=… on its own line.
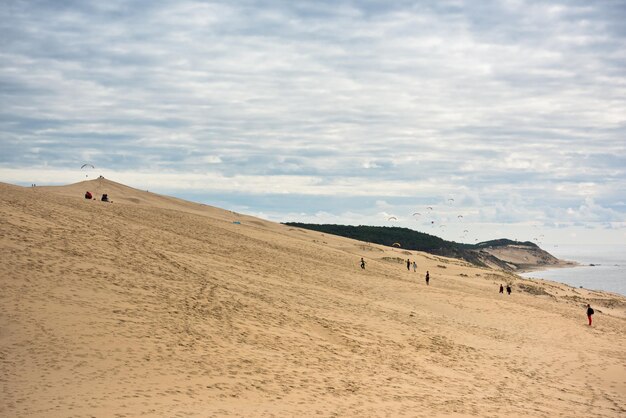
left=481, top=245, right=578, bottom=273
left=1, top=179, right=625, bottom=417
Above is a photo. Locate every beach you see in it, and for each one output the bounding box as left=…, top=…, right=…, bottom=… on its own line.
left=521, top=245, right=626, bottom=297
left=1, top=179, right=625, bottom=417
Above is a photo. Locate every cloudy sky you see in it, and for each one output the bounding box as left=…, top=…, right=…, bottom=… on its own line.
left=1, top=0, right=625, bottom=246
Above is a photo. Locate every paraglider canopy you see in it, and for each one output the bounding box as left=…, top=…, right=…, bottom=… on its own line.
left=388, top=216, right=397, bottom=221
left=392, top=242, right=401, bottom=247
left=81, top=163, right=95, bottom=178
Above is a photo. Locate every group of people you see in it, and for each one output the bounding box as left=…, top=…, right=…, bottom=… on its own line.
left=405, top=259, right=431, bottom=285
left=404, top=259, right=430, bottom=285
left=360, top=257, right=430, bottom=285
left=84, top=191, right=109, bottom=202
left=359, top=257, right=596, bottom=327
left=406, top=259, right=418, bottom=272
left=499, top=284, right=595, bottom=325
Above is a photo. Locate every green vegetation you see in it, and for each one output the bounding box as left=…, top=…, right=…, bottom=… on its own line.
left=284, top=223, right=460, bottom=251
left=283, top=223, right=538, bottom=269
left=473, top=238, right=536, bottom=248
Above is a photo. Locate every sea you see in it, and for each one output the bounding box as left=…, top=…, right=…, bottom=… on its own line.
left=520, top=244, right=626, bottom=297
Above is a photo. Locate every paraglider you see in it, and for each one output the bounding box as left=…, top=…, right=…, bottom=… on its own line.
left=426, top=206, right=433, bottom=211
left=392, top=242, right=401, bottom=247
left=412, top=212, right=421, bottom=217
left=457, top=215, right=463, bottom=219
left=81, top=163, right=95, bottom=178
left=388, top=216, right=397, bottom=221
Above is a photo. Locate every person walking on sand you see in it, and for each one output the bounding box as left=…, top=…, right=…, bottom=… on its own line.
left=425, top=271, right=430, bottom=285
left=360, top=257, right=366, bottom=269
left=506, top=284, right=511, bottom=295
left=412, top=261, right=417, bottom=272
left=586, top=304, right=594, bottom=326
left=407, top=259, right=411, bottom=271
left=499, top=284, right=504, bottom=294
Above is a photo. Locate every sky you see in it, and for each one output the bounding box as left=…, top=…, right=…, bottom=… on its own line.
left=1, top=0, right=625, bottom=247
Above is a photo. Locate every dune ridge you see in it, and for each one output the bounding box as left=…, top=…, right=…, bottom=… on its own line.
left=1, top=179, right=625, bottom=417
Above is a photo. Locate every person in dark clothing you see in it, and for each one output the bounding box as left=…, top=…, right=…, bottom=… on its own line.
left=360, top=257, right=366, bottom=269
left=499, top=284, right=504, bottom=294
left=85, top=191, right=92, bottom=199
left=425, top=271, right=430, bottom=285
left=587, top=304, right=594, bottom=326
left=406, top=259, right=411, bottom=271
left=101, top=193, right=109, bottom=202
left=506, top=284, right=511, bottom=295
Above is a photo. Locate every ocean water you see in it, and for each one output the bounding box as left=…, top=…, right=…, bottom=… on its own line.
left=520, top=244, right=626, bottom=297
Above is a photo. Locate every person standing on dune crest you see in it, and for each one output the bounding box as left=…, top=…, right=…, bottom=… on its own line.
left=587, top=304, right=594, bottom=326
left=425, top=271, right=430, bottom=285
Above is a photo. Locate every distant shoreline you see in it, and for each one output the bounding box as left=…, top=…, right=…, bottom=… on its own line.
left=519, top=260, right=626, bottom=298
left=516, top=259, right=580, bottom=274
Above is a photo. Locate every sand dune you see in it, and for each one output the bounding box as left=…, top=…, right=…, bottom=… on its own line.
left=481, top=244, right=578, bottom=272
left=1, top=179, right=625, bottom=417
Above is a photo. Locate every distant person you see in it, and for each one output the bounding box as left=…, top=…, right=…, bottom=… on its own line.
left=506, top=284, right=511, bottom=295
left=101, top=193, right=109, bottom=202
left=412, top=261, right=417, bottom=272
left=85, top=191, right=92, bottom=200
left=586, top=304, right=594, bottom=326
left=406, top=259, right=411, bottom=271
left=425, top=271, right=430, bottom=285
left=499, top=284, right=504, bottom=294
left=360, top=257, right=366, bottom=269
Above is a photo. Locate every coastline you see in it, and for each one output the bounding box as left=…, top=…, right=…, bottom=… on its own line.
left=515, top=259, right=580, bottom=274
left=519, top=259, right=626, bottom=299
left=479, top=244, right=579, bottom=274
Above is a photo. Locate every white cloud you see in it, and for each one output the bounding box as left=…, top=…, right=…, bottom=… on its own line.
left=1, top=0, right=625, bottom=245
left=200, top=155, right=222, bottom=164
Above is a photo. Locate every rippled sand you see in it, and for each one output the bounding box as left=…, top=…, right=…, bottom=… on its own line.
left=2, top=179, right=625, bottom=417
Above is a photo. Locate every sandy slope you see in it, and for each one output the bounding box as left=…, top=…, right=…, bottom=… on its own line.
left=1, top=179, right=625, bottom=417
left=482, top=245, right=578, bottom=272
